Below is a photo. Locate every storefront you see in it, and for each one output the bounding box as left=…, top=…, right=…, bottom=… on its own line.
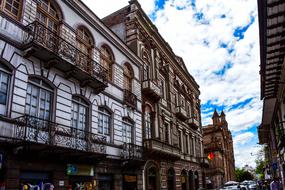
left=67, top=164, right=96, bottom=190
left=97, top=174, right=114, bottom=190
left=123, top=175, right=137, bottom=190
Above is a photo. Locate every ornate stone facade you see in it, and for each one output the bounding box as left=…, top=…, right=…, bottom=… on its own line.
left=103, top=1, right=207, bottom=190
left=203, top=110, right=236, bottom=189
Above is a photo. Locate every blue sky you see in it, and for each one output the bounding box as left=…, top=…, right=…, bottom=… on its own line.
left=84, top=0, right=262, bottom=167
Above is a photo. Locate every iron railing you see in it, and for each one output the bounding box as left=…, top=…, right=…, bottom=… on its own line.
left=14, top=115, right=107, bottom=154
left=23, top=21, right=108, bottom=85
left=123, top=90, right=137, bottom=109
left=121, top=143, right=143, bottom=160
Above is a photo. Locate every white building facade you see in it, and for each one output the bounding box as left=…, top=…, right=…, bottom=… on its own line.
left=0, top=0, right=144, bottom=189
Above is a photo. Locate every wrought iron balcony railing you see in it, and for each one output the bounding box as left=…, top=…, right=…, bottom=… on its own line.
left=22, top=21, right=108, bottom=89
left=14, top=115, right=107, bottom=154
left=121, top=143, right=143, bottom=160
left=123, top=89, right=137, bottom=109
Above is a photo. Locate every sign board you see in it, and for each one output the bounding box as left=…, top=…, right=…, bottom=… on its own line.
left=124, top=175, right=137, bottom=183
left=67, top=164, right=94, bottom=176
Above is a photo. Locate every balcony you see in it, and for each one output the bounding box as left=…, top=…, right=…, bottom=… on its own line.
left=144, top=138, right=181, bottom=161
left=142, top=80, right=161, bottom=101
left=121, top=143, right=144, bottom=160
left=123, top=90, right=137, bottom=109
left=22, top=21, right=108, bottom=93
left=13, top=115, right=107, bottom=156
left=175, top=106, right=188, bottom=121
left=188, top=118, right=200, bottom=130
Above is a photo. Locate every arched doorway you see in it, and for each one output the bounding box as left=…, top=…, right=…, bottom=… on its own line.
left=181, top=170, right=187, bottom=190
left=189, top=170, right=194, bottom=190
left=145, top=162, right=159, bottom=190
left=194, top=171, right=199, bottom=190
left=167, top=168, right=175, bottom=190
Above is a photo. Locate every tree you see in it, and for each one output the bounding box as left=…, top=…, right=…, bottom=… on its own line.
left=235, top=168, right=254, bottom=182
left=255, top=158, right=265, bottom=180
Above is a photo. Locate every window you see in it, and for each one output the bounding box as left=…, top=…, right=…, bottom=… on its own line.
left=76, top=26, right=94, bottom=71
left=122, top=119, right=133, bottom=143
left=100, top=45, right=114, bottom=81
left=0, top=66, right=11, bottom=116
left=123, top=63, right=133, bottom=91
left=98, top=107, right=112, bottom=142
left=142, top=51, right=150, bottom=81
left=37, top=0, right=60, bottom=31
left=144, top=105, right=152, bottom=139
left=178, top=130, right=182, bottom=150
left=25, top=78, right=53, bottom=120
left=0, top=0, right=23, bottom=20
left=71, top=96, right=88, bottom=131
left=164, top=123, right=169, bottom=144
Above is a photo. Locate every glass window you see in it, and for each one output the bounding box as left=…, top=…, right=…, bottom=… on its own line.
left=98, top=107, right=112, bottom=142
left=164, top=123, right=169, bottom=144
left=122, top=119, right=133, bottom=143
left=76, top=27, right=93, bottom=72
left=144, top=106, right=152, bottom=139
left=142, top=52, right=150, bottom=81
left=71, top=96, right=88, bottom=131
left=123, top=63, right=133, bottom=91
left=1, top=0, right=23, bottom=20
left=100, top=46, right=113, bottom=81
left=25, top=78, right=53, bottom=120
left=0, top=68, right=10, bottom=116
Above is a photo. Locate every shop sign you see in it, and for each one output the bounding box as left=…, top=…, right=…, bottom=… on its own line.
left=124, top=175, right=137, bottom=183
left=67, top=164, right=94, bottom=176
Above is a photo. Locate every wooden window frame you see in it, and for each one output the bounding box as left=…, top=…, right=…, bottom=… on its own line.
left=0, top=0, right=23, bottom=21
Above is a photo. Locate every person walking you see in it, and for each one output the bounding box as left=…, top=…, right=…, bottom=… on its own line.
left=270, top=177, right=280, bottom=190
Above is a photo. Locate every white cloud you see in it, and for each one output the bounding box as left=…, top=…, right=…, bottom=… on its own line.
left=81, top=0, right=262, bottom=167
left=234, top=132, right=254, bottom=145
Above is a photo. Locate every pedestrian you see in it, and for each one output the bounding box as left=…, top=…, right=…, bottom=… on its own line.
left=270, top=177, right=280, bottom=190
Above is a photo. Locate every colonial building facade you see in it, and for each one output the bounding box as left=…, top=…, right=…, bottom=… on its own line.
left=103, top=1, right=208, bottom=190
left=0, top=0, right=145, bottom=189
left=258, top=0, right=285, bottom=188
left=203, top=110, right=235, bottom=189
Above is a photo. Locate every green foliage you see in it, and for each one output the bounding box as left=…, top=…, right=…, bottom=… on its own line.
left=255, top=159, right=265, bottom=180
left=235, top=168, right=254, bottom=182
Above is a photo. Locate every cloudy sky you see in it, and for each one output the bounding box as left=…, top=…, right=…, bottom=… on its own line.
left=82, top=0, right=263, bottom=167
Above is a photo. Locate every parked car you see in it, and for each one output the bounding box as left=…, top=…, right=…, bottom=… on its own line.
left=220, top=181, right=241, bottom=190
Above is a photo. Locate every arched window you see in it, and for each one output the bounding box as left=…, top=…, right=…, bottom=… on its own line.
left=123, top=63, right=133, bottom=91
left=145, top=163, right=159, bottom=190
left=100, top=45, right=114, bottom=81
left=0, top=64, right=11, bottom=116
left=0, top=0, right=23, bottom=20
left=76, top=26, right=94, bottom=71
left=71, top=96, right=88, bottom=131
left=37, top=0, right=60, bottom=32
left=181, top=170, right=187, bottom=190
left=189, top=170, right=194, bottom=190
left=122, top=117, right=134, bottom=143
left=25, top=78, right=53, bottom=121
left=144, top=105, right=152, bottom=139
left=167, top=168, right=175, bottom=190
left=142, top=51, right=150, bottom=81
left=98, top=107, right=112, bottom=142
